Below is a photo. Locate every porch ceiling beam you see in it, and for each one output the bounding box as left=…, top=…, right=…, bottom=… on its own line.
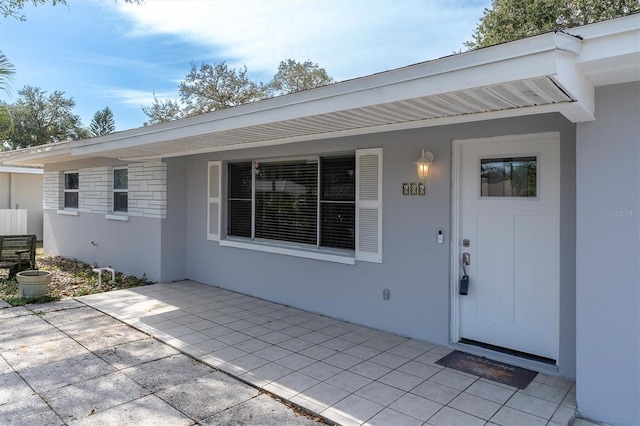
left=552, top=51, right=595, bottom=123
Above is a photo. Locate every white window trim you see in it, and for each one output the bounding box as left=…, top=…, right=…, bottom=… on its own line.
left=63, top=171, right=79, bottom=210
left=57, top=209, right=79, bottom=216
left=112, top=167, right=128, bottom=215
left=105, top=214, right=129, bottom=221
left=219, top=238, right=356, bottom=265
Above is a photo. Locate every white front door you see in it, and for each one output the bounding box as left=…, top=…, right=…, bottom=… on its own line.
left=455, top=133, right=560, bottom=361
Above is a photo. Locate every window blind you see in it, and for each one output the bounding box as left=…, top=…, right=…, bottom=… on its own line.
left=255, top=160, right=318, bottom=245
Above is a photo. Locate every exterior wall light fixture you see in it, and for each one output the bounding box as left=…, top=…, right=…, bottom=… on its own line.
left=416, top=150, right=434, bottom=181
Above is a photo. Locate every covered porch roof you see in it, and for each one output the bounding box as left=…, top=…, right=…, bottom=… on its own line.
left=4, top=14, right=639, bottom=167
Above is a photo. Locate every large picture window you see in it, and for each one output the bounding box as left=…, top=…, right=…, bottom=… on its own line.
left=227, top=156, right=355, bottom=250
left=212, top=148, right=382, bottom=263
left=64, top=172, right=79, bottom=209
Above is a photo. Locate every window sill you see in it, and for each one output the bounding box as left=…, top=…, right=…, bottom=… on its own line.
left=105, top=214, right=129, bottom=221
left=57, top=209, right=79, bottom=216
left=219, top=238, right=356, bottom=265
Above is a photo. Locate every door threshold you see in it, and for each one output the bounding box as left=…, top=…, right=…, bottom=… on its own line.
left=459, top=338, right=556, bottom=365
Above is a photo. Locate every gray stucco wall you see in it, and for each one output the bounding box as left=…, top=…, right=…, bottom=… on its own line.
left=43, top=210, right=162, bottom=281
left=161, top=156, right=188, bottom=282
left=576, top=82, right=640, bottom=425
left=178, top=113, right=577, bottom=378
left=42, top=158, right=163, bottom=282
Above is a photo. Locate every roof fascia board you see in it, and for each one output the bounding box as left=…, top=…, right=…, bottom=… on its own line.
left=574, top=23, right=640, bottom=86
left=576, top=24, right=640, bottom=64
left=566, top=14, right=640, bottom=86
left=567, top=13, right=640, bottom=40
left=69, top=32, right=579, bottom=157
left=0, top=166, right=43, bottom=174
left=3, top=146, right=72, bottom=167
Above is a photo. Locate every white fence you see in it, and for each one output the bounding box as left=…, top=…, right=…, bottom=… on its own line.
left=0, top=209, right=28, bottom=235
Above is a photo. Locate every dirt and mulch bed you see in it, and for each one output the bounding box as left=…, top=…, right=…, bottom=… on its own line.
left=0, top=249, right=150, bottom=306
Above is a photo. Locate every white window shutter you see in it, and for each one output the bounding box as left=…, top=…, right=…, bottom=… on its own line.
left=207, top=161, right=222, bottom=241
left=356, top=148, right=382, bottom=263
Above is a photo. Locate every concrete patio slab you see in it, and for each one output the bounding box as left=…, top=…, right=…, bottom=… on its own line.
left=0, top=394, right=63, bottom=426
left=120, top=353, right=214, bottom=393
left=42, top=371, right=150, bottom=422
left=0, top=300, right=321, bottom=426
left=18, top=352, right=116, bottom=393
left=26, top=298, right=85, bottom=313
left=2, top=335, right=88, bottom=370
left=155, top=371, right=259, bottom=420
left=0, top=305, right=30, bottom=319
left=0, top=371, right=36, bottom=405
left=200, top=393, right=319, bottom=426
left=67, top=394, right=192, bottom=426
left=78, top=281, right=588, bottom=426
left=1, top=280, right=606, bottom=425
left=93, top=336, right=180, bottom=369
left=45, top=310, right=124, bottom=335
left=70, top=323, right=148, bottom=352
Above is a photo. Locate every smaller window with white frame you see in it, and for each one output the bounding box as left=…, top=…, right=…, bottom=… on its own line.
left=113, top=168, right=128, bottom=213
left=63, top=172, right=79, bottom=209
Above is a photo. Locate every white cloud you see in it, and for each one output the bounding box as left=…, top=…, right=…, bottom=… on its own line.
left=115, top=0, right=489, bottom=81
left=101, top=88, right=177, bottom=106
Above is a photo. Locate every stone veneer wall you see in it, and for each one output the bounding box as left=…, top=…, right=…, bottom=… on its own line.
left=79, top=166, right=110, bottom=214
left=128, top=162, right=167, bottom=219
left=43, top=171, right=62, bottom=210
left=42, top=161, right=166, bottom=219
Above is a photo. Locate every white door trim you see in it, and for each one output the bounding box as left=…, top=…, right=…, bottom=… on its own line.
left=450, top=131, right=560, bottom=347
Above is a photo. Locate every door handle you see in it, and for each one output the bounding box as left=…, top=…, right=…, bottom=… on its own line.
left=462, top=252, right=470, bottom=276
left=460, top=253, right=470, bottom=295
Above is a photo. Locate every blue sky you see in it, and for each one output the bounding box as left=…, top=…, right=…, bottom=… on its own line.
left=1, top=0, right=490, bottom=132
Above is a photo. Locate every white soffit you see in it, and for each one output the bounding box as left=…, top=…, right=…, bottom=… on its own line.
left=105, top=76, right=574, bottom=161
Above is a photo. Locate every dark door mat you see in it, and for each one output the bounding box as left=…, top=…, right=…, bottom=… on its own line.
left=436, top=350, right=538, bottom=389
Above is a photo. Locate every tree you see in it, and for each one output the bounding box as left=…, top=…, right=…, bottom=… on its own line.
left=90, top=106, right=115, bottom=136
left=466, top=0, right=640, bottom=49
left=143, top=59, right=334, bottom=124
left=179, top=62, right=268, bottom=117
left=0, top=52, right=15, bottom=149
left=141, top=93, right=184, bottom=125
left=0, top=85, right=87, bottom=149
left=1, top=0, right=143, bottom=21
left=0, top=51, right=15, bottom=91
left=269, top=59, right=334, bottom=96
